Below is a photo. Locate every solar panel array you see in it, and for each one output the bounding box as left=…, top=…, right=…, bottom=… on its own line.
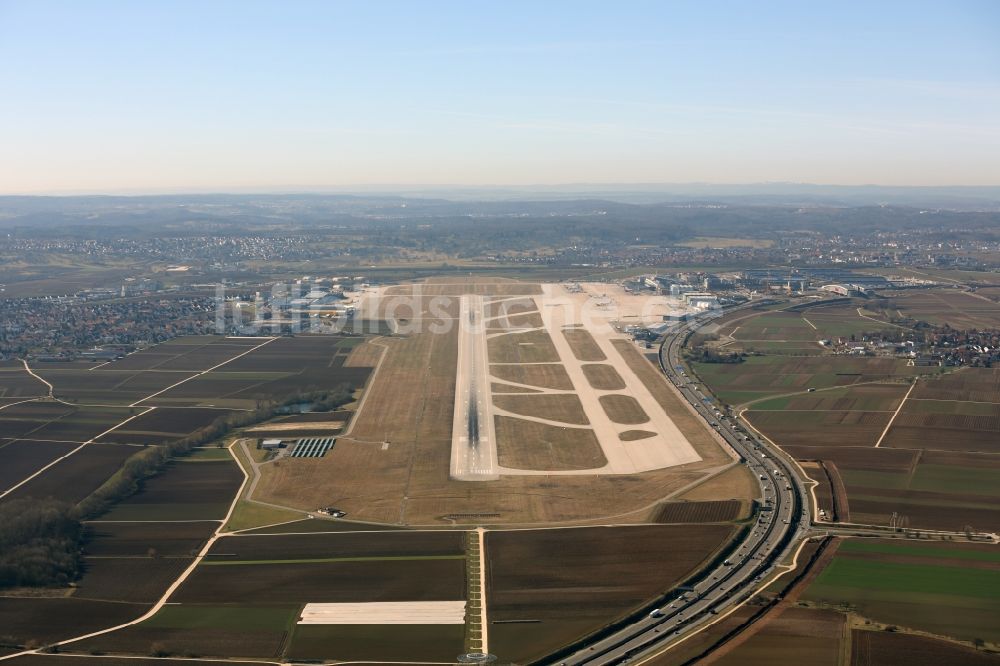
left=290, top=437, right=335, bottom=458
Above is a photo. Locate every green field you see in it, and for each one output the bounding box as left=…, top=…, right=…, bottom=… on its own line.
left=836, top=540, right=1000, bottom=563
left=143, top=604, right=297, bottom=631
left=839, top=469, right=910, bottom=490
left=805, top=541, right=1000, bottom=643
left=287, top=623, right=466, bottom=661
left=692, top=356, right=917, bottom=406
left=909, top=464, right=1000, bottom=496
left=840, top=463, right=1000, bottom=498
left=225, top=499, right=304, bottom=532
left=811, top=558, right=1000, bottom=600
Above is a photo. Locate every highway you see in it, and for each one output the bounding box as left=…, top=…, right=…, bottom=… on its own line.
left=551, top=302, right=811, bottom=665
left=450, top=294, right=500, bottom=481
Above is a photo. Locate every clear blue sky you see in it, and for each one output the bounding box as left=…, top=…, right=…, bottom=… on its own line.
left=1, top=0, right=998, bottom=193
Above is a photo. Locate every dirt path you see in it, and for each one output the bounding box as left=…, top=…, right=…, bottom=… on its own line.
left=2, top=339, right=277, bottom=499
left=855, top=307, right=913, bottom=331
left=874, top=380, right=916, bottom=448
left=0, top=406, right=156, bottom=500
left=130, top=336, right=277, bottom=406
left=0, top=439, right=251, bottom=661
left=340, top=336, right=391, bottom=438
left=19, top=359, right=55, bottom=397
left=692, top=538, right=843, bottom=665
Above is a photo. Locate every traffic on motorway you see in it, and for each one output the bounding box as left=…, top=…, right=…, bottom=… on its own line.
left=552, top=303, right=812, bottom=666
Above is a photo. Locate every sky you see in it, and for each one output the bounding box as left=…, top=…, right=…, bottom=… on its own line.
left=1, top=0, right=999, bottom=194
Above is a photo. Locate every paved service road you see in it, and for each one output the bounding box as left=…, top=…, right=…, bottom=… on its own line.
left=451, top=294, right=500, bottom=481
left=551, top=302, right=811, bottom=665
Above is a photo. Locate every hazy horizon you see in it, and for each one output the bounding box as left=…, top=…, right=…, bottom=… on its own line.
left=2, top=1, right=999, bottom=193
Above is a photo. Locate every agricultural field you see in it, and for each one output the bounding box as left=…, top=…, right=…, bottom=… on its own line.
left=651, top=499, right=747, bottom=523
left=97, top=456, right=243, bottom=521
left=0, top=598, right=142, bottom=648
left=76, top=530, right=469, bottom=661
left=83, top=520, right=216, bottom=558
left=733, top=367, right=1000, bottom=530
left=711, top=607, right=847, bottom=666
left=0, top=360, right=48, bottom=397
left=709, top=300, right=906, bottom=357
left=203, top=530, right=465, bottom=561
left=3, top=442, right=140, bottom=504
left=692, top=356, right=920, bottom=407
left=485, top=524, right=735, bottom=663
left=286, top=624, right=465, bottom=662
left=850, top=629, right=1000, bottom=665
left=144, top=336, right=371, bottom=409
left=0, top=402, right=134, bottom=441
left=688, top=342, right=1000, bottom=531
left=794, top=300, right=908, bottom=339
left=885, top=288, right=1000, bottom=329
left=790, top=446, right=1000, bottom=530
left=73, top=605, right=297, bottom=660
left=723, top=311, right=826, bottom=342
left=0, top=521, right=220, bottom=650
left=175, top=559, right=464, bottom=605
left=4, top=657, right=273, bottom=666
left=910, top=367, right=1000, bottom=403
left=1, top=334, right=375, bottom=509
left=881, top=368, right=1000, bottom=453
left=95, top=407, right=233, bottom=445
left=745, top=409, right=892, bottom=449
left=18, top=336, right=371, bottom=410
left=0, top=451, right=243, bottom=652
left=804, top=539, right=1000, bottom=644
left=0, top=440, right=77, bottom=492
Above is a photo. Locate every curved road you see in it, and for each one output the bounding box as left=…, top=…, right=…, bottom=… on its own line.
left=551, top=302, right=811, bottom=665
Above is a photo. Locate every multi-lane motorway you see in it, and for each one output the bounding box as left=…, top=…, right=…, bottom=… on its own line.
left=553, top=304, right=811, bottom=665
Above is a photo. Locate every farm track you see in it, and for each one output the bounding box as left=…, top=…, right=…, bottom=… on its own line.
left=1, top=339, right=280, bottom=500
left=0, top=439, right=250, bottom=662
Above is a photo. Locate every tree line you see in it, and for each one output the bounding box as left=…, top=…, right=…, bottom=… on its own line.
left=0, top=498, right=82, bottom=588
left=0, top=384, right=353, bottom=590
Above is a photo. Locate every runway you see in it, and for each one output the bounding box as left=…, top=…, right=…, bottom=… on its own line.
left=450, top=295, right=500, bottom=481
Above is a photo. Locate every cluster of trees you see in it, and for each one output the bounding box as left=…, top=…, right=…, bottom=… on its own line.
left=693, top=349, right=745, bottom=364
left=0, top=384, right=355, bottom=591
left=278, top=386, right=354, bottom=412
left=685, top=332, right=745, bottom=364
left=0, top=499, right=82, bottom=588
left=77, top=384, right=354, bottom=518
